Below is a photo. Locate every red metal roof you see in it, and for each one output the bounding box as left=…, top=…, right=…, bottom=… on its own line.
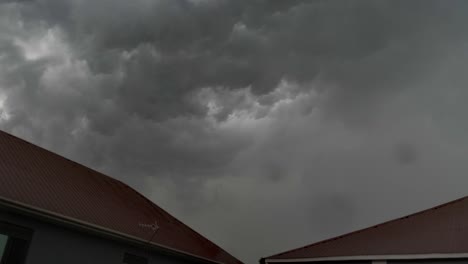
left=266, top=196, right=468, bottom=261
left=0, top=130, right=242, bottom=264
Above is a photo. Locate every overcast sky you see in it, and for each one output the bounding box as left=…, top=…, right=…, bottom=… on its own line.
left=2, top=0, right=468, bottom=263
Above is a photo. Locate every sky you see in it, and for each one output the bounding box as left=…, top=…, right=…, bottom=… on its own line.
left=2, top=0, right=468, bottom=263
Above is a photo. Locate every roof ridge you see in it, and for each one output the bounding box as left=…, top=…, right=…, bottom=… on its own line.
left=266, top=195, right=468, bottom=259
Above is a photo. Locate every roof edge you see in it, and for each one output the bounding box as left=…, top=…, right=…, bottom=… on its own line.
left=128, top=182, right=241, bottom=263
left=0, top=131, right=127, bottom=187
left=264, top=253, right=468, bottom=263
left=0, top=130, right=241, bottom=264
left=0, top=195, right=222, bottom=264
left=265, top=195, right=468, bottom=259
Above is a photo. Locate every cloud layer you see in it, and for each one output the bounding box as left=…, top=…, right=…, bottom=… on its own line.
left=3, top=0, right=468, bottom=263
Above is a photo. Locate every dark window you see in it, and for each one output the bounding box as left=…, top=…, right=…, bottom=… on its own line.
left=0, top=221, right=33, bottom=264
left=0, top=234, right=7, bottom=260
left=123, top=252, right=148, bottom=264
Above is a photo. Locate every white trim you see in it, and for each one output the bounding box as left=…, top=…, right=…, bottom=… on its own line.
left=265, top=253, right=468, bottom=263
left=0, top=196, right=222, bottom=264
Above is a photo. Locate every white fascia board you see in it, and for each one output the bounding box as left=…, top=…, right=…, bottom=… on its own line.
left=265, top=253, right=468, bottom=263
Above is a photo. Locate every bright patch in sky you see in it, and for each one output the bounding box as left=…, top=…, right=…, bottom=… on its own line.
left=14, top=28, right=67, bottom=61
left=0, top=93, right=10, bottom=122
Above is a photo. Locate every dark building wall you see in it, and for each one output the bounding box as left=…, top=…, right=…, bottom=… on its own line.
left=0, top=208, right=198, bottom=264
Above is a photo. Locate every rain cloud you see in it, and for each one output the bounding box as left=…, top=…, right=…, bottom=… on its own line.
left=2, top=1, right=468, bottom=263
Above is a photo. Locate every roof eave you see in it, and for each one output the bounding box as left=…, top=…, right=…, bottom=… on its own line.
left=0, top=196, right=223, bottom=264
left=264, top=253, right=468, bottom=263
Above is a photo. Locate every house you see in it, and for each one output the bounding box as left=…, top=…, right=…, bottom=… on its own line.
left=0, top=131, right=242, bottom=264
left=261, top=196, right=468, bottom=264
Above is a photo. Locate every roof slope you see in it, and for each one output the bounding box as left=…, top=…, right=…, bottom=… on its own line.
left=0, top=131, right=241, bottom=264
left=266, top=196, right=468, bottom=261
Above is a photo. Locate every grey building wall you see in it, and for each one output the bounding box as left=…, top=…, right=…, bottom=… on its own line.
left=0, top=208, right=200, bottom=264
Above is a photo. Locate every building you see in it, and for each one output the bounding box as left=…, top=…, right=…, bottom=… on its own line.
left=0, top=131, right=242, bottom=264
left=261, top=196, right=468, bottom=264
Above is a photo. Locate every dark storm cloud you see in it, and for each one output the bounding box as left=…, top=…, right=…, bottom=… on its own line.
left=3, top=1, right=468, bottom=263
left=5, top=0, right=464, bottom=125
left=11, top=0, right=466, bottom=123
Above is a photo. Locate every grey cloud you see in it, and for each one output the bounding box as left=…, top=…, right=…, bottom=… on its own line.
left=8, top=0, right=463, bottom=126
left=393, top=142, right=418, bottom=165
left=12, top=0, right=458, bottom=122
left=3, top=1, right=468, bottom=263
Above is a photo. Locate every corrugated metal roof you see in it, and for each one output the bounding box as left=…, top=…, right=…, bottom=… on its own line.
left=0, top=130, right=241, bottom=264
left=265, top=196, right=468, bottom=261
